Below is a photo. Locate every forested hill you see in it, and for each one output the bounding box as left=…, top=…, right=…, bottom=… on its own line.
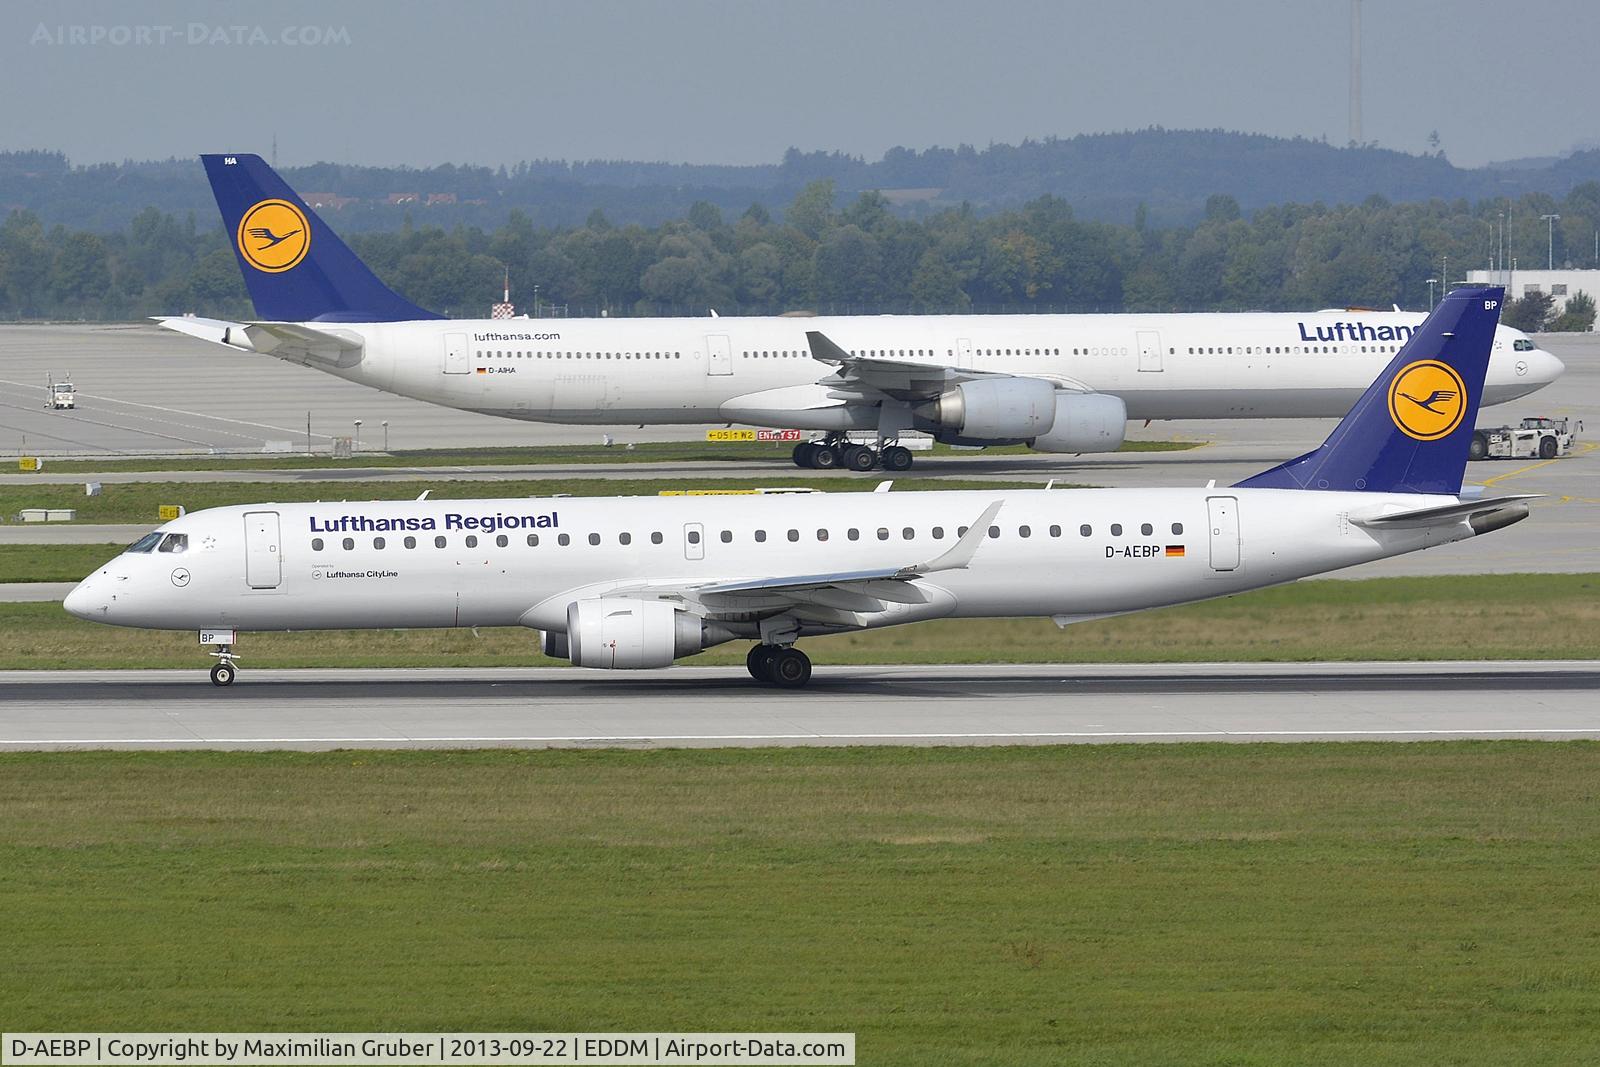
left=5, top=129, right=1600, bottom=233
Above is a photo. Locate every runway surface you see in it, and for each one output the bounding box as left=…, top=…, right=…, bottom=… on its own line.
left=0, top=661, right=1595, bottom=751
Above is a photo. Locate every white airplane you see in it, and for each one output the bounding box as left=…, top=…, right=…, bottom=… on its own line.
left=159, top=154, right=1562, bottom=472
left=73, top=286, right=1533, bottom=689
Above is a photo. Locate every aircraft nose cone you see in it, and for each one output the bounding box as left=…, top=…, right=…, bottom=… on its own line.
left=63, top=575, right=108, bottom=620
left=1529, top=347, right=1566, bottom=385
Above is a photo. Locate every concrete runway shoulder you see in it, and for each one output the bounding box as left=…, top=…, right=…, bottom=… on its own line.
left=0, top=661, right=1594, bottom=751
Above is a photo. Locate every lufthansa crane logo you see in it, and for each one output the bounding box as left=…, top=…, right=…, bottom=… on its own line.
left=1387, top=359, right=1468, bottom=441
left=236, top=198, right=310, bottom=273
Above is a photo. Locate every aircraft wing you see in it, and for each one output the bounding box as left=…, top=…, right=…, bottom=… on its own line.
left=804, top=330, right=1091, bottom=400
left=607, top=500, right=1004, bottom=620
left=155, top=317, right=364, bottom=368
left=1349, top=494, right=1541, bottom=529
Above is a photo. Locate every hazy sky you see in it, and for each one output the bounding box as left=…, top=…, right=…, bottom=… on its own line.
left=5, top=0, right=1597, bottom=170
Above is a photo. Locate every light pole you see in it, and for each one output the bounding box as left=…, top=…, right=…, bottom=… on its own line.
left=353, top=419, right=362, bottom=453
left=1441, top=254, right=1448, bottom=293
left=533, top=284, right=540, bottom=318
left=1541, top=214, right=1561, bottom=270
left=1425, top=277, right=1439, bottom=308
left=381, top=420, right=389, bottom=452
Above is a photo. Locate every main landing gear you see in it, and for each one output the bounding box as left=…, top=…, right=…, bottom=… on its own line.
left=746, top=643, right=812, bottom=688
left=792, top=434, right=914, bottom=473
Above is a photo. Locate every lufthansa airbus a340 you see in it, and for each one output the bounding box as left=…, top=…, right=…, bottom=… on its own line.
left=158, top=154, right=1561, bottom=471
left=74, top=287, right=1530, bottom=688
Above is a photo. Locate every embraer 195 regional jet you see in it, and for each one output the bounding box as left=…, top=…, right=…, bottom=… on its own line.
left=159, top=155, right=1562, bottom=471
left=73, top=287, right=1532, bottom=688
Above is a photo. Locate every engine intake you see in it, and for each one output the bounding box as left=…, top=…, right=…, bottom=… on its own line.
left=1029, top=393, right=1128, bottom=453
left=916, top=378, right=1058, bottom=440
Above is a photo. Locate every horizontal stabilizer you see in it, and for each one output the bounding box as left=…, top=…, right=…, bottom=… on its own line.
left=156, top=317, right=363, bottom=368
left=1350, top=494, right=1540, bottom=529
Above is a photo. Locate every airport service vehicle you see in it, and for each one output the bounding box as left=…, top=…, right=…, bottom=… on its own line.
left=159, top=154, right=1563, bottom=471
left=47, top=376, right=75, bottom=410
left=71, top=288, right=1535, bottom=688
left=1469, top=416, right=1581, bottom=460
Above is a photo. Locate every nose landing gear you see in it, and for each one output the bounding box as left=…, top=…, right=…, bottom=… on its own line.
left=205, top=637, right=240, bottom=687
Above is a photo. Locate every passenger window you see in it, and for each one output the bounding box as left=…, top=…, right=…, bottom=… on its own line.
left=526, top=534, right=538, bottom=547
left=847, top=528, right=860, bottom=541
left=1172, top=522, right=1183, bottom=535
left=496, top=534, right=508, bottom=548
left=817, top=529, right=829, bottom=541
left=1141, top=523, right=1153, bottom=536
left=903, top=527, right=914, bottom=540
left=1049, top=525, right=1061, bottom=537
left=342, top=537, right=354, bottom=551
left=157, top=533, right=188, bottom=553
left=958, top=526, right=969, bottom=536
left=932, top=526, right=945, bottom=539
left=877, top=528, right=890, bottom=540
left=619, top=532, right=631, bottom=545
left=1018, top=525, right=1030, bottom=538
left=687, top=530, right=701, bottom=545
left=588, top=533, right=601, bottom=546
left=1110, top=524, right=1123, bottom=536
left=434, top=535, right=447, bottom=548
left=466, top=535, right=478, bottom=548
left=405, top=536, right=417, bottom=549
left=755, top=530, right=767, bottom=543
left=374, top=537, right=386, bottom=550
left=988, top=526, right=1001, bottom=538
left=558, top=533, right=571, bottom=546
left=125, top=532, right=163, bottom=554
left=787, top=529, right=799, bottom=542
left=651, top=532, right=663, bottom=544
left=721, top=530, right=733, bottom=543
left=311, top=537, right=324, bottom=552
left=1080, top=524, right=1092, bottom=537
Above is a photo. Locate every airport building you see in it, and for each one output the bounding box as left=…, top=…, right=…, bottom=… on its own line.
left=1465, top=268, right=1600, bottom=322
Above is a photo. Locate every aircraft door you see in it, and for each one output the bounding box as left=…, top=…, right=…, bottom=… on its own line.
left=443, top=332, right=470, bottom=374
left=1137, top=330, right=1163, bottom=372
left=705, top=334, right=733, bottom=376
left=957, top=337, right=974, bottom=369
left=244, top=511, right=282, bottom=589
left=683, top=522, right=705, bottom=560
left=1205, top=496, right=1240, bottom=572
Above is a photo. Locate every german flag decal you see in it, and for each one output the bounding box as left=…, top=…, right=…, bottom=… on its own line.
left=1165, top=545, right=1186, bottom=557
left=475, top=367, right=488, bottom=374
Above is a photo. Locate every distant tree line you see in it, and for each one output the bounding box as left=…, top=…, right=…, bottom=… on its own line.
left=1, top=181, right=1597, bottom=330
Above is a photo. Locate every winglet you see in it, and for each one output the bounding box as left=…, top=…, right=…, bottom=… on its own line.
left=899, top=500, right=1004, bottom=576
left=805, top=330, right=854, bottom=364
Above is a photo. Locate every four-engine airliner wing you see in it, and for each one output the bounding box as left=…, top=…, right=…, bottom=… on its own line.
left=804, top=330, right=1093, bottom=400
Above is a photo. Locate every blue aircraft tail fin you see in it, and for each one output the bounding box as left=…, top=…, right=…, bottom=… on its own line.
left=201, top=153, right=440, bottom=323
left=1234, top=286, right=1504, bottom=495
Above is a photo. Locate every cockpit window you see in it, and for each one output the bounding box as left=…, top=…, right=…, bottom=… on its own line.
left=157, top=533, right=188, bottom=554
left=1513, top=338, right=1535, bottom=351
left=124, top=532, right=162, bottom=554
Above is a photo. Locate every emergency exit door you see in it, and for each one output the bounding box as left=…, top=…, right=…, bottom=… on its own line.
left=1137, top=330, right=1163, bottom=372
left=705, top=334, right=732, bottom=376
left=244, top=511, right=282, bottom=589
left=443, top=332, right=470, bottom=374
left=1206, top=496, right=1239, bottom=572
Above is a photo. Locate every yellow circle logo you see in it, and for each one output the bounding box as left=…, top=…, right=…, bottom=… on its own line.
left=1387, top=360, right=1467, bottom=441
left=236, top=199, right=310, bottom=273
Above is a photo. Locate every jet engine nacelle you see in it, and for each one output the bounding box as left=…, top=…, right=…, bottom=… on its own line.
left=1028, top=393, right=1128, bottom=453
left=917, top=377, right=1058, bottom=440
left=563, top=599, right=729, bottom=669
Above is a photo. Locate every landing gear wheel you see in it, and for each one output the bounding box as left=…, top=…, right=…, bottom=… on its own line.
left=809, top=444, right=840, bottom=470
left=770, top=647, right=812, bottom=689
left=882, top=445, right=913, bottom=471
left=845, top=445, right=878, bottom=472
left=793, top=442, right=816, bottom=468
left=1468, top=432, right=1487, bottom=461
left=746, top=644, right=778, bottom=682
left=209, top=662, right=236, bottom=687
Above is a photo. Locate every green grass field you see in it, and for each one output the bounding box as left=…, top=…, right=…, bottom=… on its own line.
left=0, top=476, right=1044, bottom=526
left=4, top=743, right=1599, bottom=1063
left=0, top=543, right=123, bottom=583
left=23, top=439, right=1196, bottom=474
left=2, top=574, right=1594, bottom=668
